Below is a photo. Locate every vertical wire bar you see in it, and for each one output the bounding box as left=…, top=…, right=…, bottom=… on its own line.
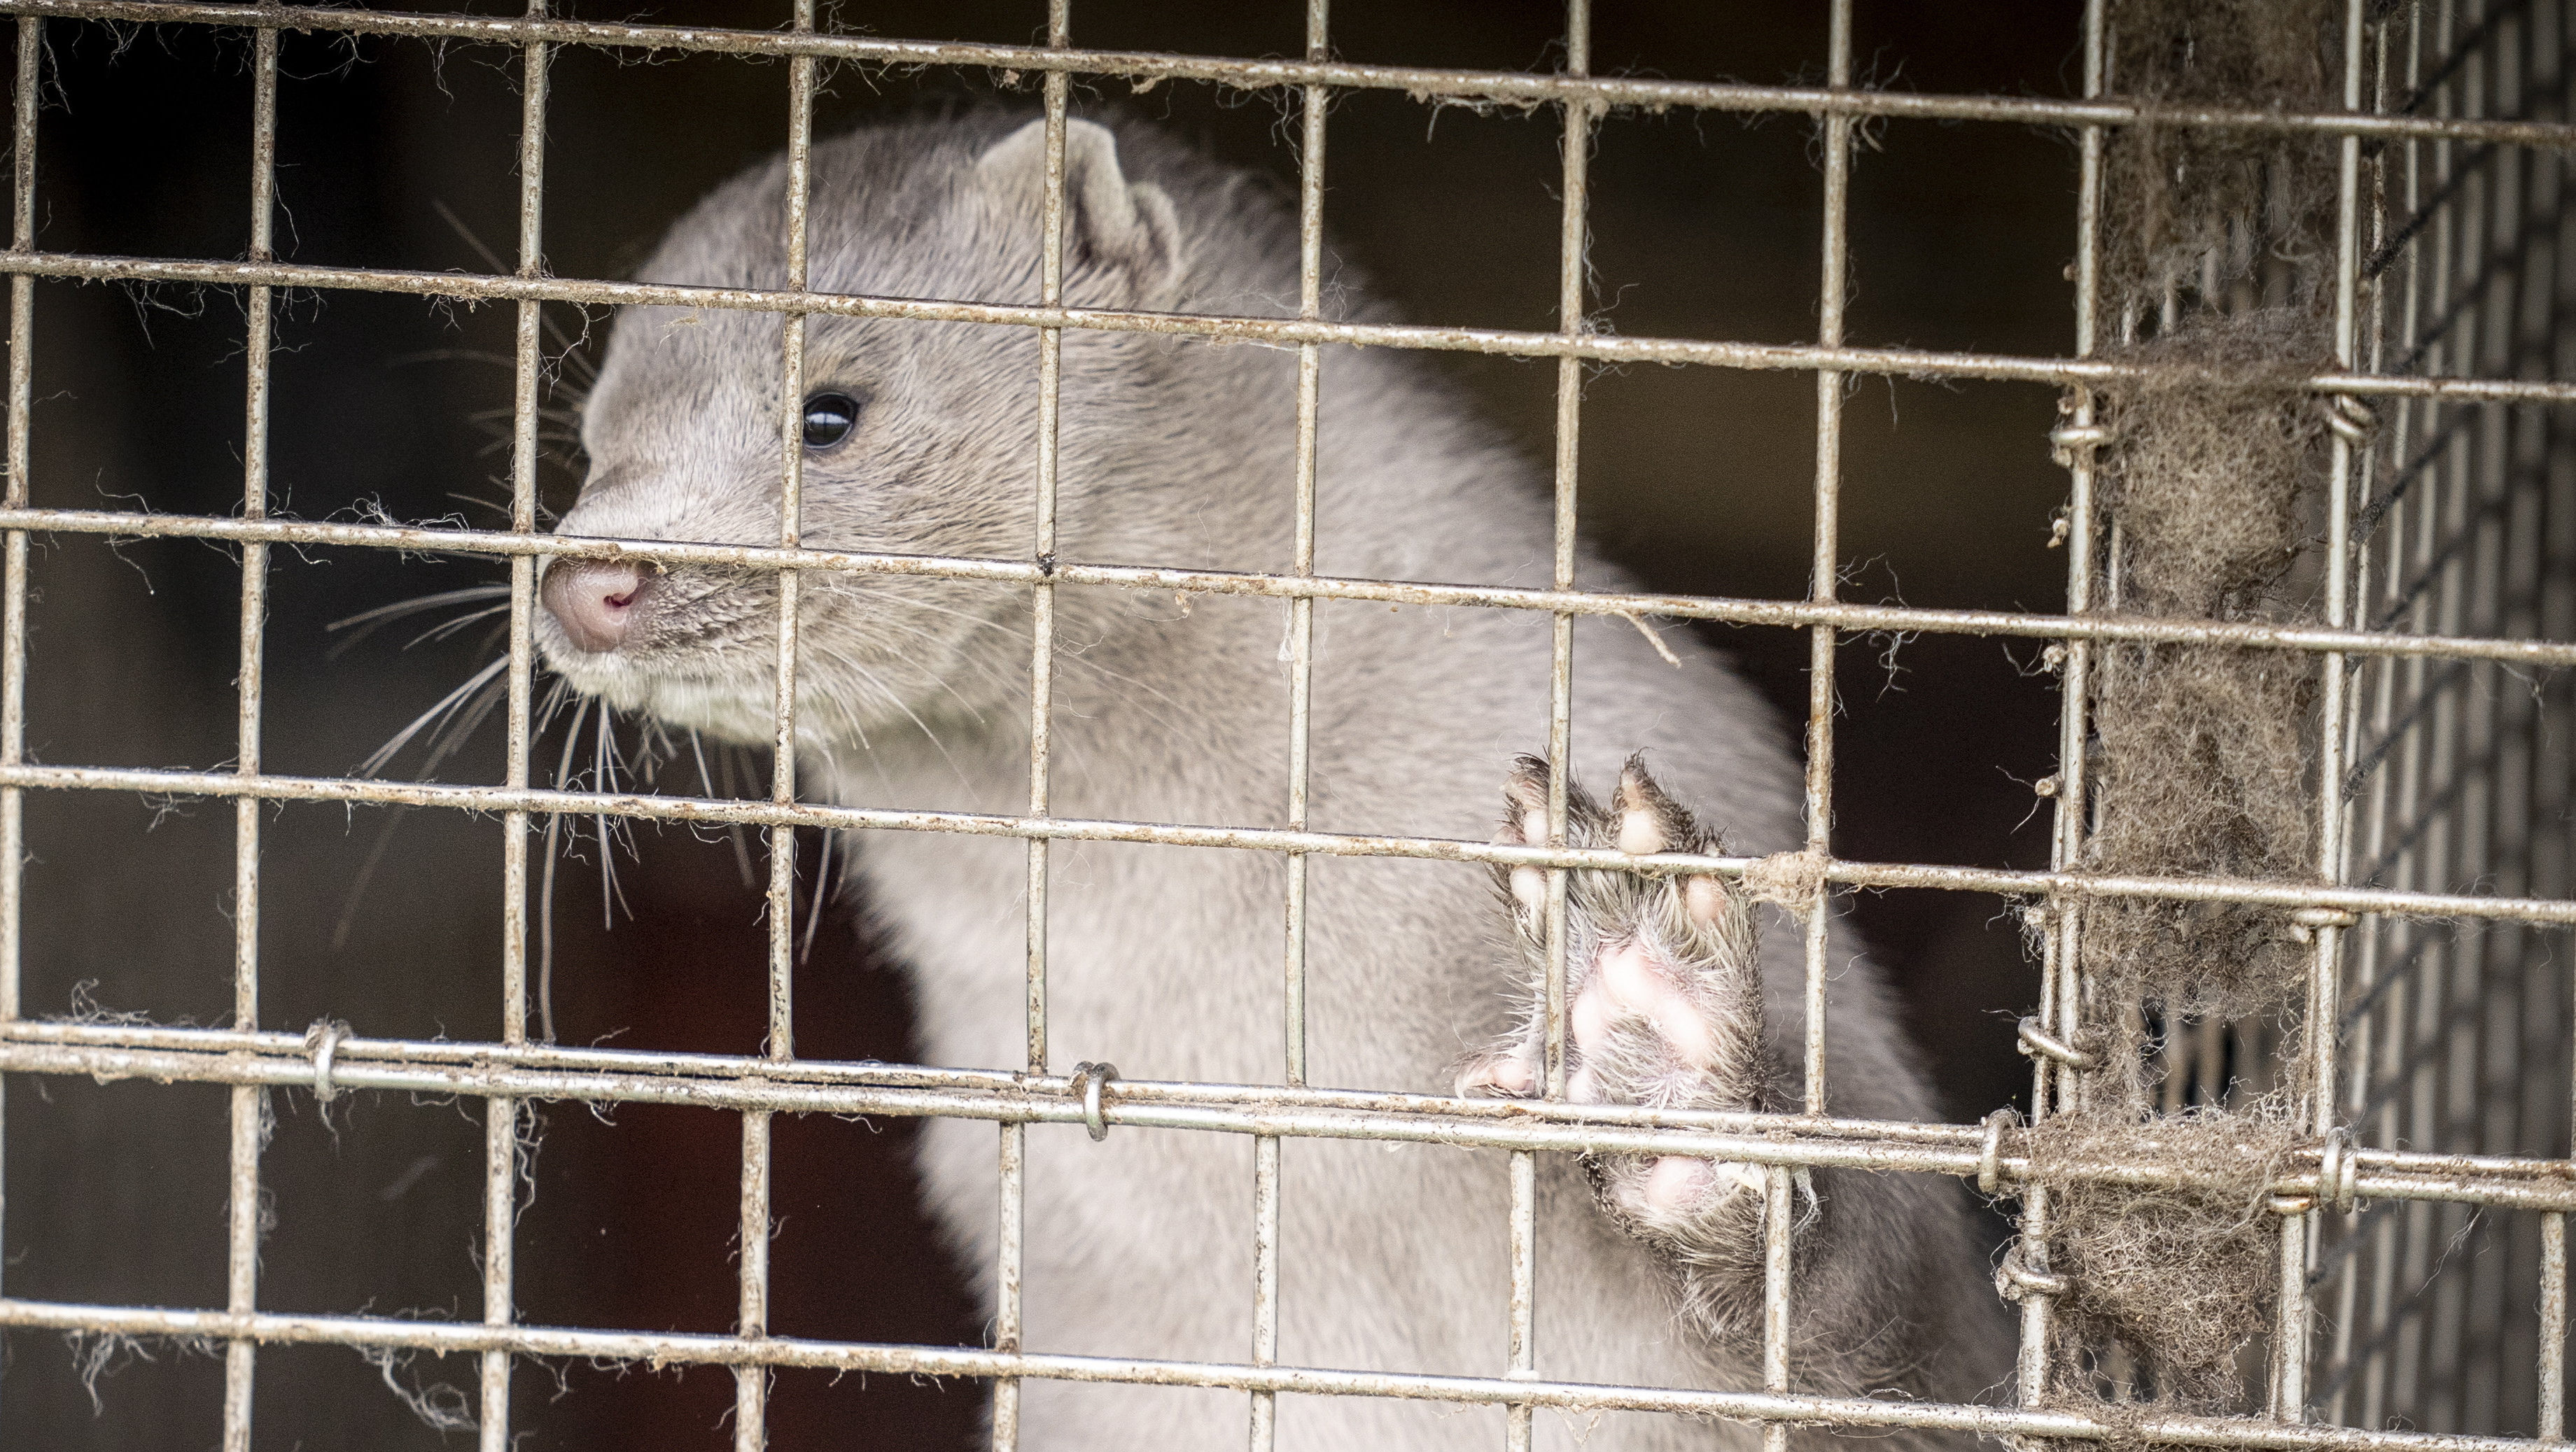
left=223, top=20, right=281, bottom=1448
left=996, top=9, right=1070, bottom=1447
left=2414, top=10, right=2479, bottom=1408
left=0, top=14, right=29, bottom=1029
left=481, top=11, right=547, bottom=1447
left=2369, top=9, right=2434, bottom=1425
left=2019, top=0, right=2108, bottom=1410
left=1798, top=0, right=1854, bottom=1121
left=2279, top=0, right=2372, bottom=1424
left=0, top=18, right=35, bottom=1432
left=1514, top=8, right=1588, bottom=1451
left=2544, top=1211, right=2566, bottom=1437
left=1504, top=1143, right=1536, bottom=1451
left=1761, top=1162, right=1794, bottom=1439
left=2328, top=17, right=2395, bottom=1422
left=1257, top=6, right=1328, bottom=1449
left=737, top=11, right=817, bottom=1446
left=1764, top=13, right=1854, bottom=1446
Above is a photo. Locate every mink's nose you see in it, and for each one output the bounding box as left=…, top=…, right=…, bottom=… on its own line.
left=541, top=561, right=656, bottom=653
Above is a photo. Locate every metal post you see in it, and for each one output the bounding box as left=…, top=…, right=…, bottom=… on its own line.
left=1256, top=4, right=1329, bottom=1448
left=481, top=8, right=549, bottom=1446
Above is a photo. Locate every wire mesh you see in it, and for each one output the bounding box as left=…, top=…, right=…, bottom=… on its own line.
left=0, top=1, right=2568, bottom=1448
left=2317, top=0, right=2576, bottom=1435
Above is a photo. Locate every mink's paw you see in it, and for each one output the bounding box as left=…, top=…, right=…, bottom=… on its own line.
left=1455, top=754, right=1774, bottom=1235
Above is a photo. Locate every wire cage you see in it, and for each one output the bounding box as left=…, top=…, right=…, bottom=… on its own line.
left=0, top=0, right=2572, bottom=1449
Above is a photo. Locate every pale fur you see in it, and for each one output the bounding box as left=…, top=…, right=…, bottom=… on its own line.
left=540, top=110, right=2011, bottom=1450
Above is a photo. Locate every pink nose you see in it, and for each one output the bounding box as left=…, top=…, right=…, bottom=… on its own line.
left=541, top=561, right=655, bottom=653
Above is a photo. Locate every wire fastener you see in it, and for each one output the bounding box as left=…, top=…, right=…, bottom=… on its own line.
left=1071, top=1061, right=1119, bottom=1141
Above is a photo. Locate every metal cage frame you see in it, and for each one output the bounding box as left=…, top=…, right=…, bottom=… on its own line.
left=0, top=1, right=2572, bottom=1449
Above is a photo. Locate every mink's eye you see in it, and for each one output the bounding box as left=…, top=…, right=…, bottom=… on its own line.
left=802, top=391, right=862, bottom=451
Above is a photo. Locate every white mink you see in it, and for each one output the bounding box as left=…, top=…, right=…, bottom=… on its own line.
left=534, top=111, right=2012, bottom=1450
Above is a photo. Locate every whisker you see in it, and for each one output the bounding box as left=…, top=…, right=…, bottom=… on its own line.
left=799, top=826, right=834, bottom=966
left=432, top=197, right=601, bottom=386
left=538, top=693, right=595, bottom=1048
left=416, top=670, right=511, bottom=780
left=328, top=584, right=513, bottom=656
left=405, top=602, right=513, bottom=651
left=819, top=643, right=966, bottom=783
left=592, top=700, right=631, bottom=928
left=718, top=743, right=757, bottom=888
left=540, top=807, right=563, bottom=1045
left=360, top=656, right=509, bottom=779
left=329, top=805, right=415, bottom=952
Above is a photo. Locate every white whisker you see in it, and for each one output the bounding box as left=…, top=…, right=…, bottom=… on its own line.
left=360, top=655, right=508, bottom=779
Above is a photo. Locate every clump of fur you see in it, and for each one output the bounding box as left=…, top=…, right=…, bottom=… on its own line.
left=2021, top=3, right=2348, bottom=1415
left=2104, top=0, right=2337, bottom=320
left=2084, top=644, right=2318, bottom=1020
left=2034, top=1105, right=2302, bottom=1411
left=2096, top=312, right=2335, bottom=619
left=2084, top=310, right=2334, bottom=1021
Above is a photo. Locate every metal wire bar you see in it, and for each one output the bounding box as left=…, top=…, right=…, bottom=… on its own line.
left=2356, top=13, right=2438, bottom=1429
left=15, top=247, right=2576, bottom=405
left=732, top=10, right=818, bottom=1446
left=1799, top=0, right=1854, bottom=1122
left=0, top=20, right=31, bottom=1434
left=4, top=1293, right=2575, bottom=1452
left=995, top=11, right=1071, bottom=1447
left=1762, top=8, right=1854, bottom=1440
left=1516, top=7, right=1590, bottom=1449
left=1256, top=5, right=1327, bottom=1447
left=6, top=758, right=2573, bottom=926
left=9, top=0, right=2576, bottom=150
left=0, top=16, right=29, bottom=1029
left=2283, top=0, right=2379, bottom=1425
left=480, top=7, right=548, bottom=1446
left=223, top=17, right=281, bottom=1445
left=0, top=1013, right=2524, bottom=1166
left=12, top=1028, right=2568, bottom=1207
left=2419, top=7, right=2514, bottom=1416
left=2019, top=0, right=2110, bottom=1405
left=2544, top=1211, right=2566, bottom=1437
left=8, top=507, right=2576, bottom=671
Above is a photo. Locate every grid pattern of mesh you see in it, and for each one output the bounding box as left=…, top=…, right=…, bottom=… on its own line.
left=0, top=2, right=2568, bottom=1449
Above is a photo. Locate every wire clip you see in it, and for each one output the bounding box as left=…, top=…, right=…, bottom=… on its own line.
left=1978, top=1107, right=2020, bottom=1197
left=2325, top=395, right=2379, bottom=446
left=2319, top=1127, right=2360, bottom=1214
left=1995, top=1239, right=2068, bottom=1302
left=2048, top=420, right=2114, bottom=468
left=2015, top=1016, right=2097, bottom=1071
left=304, top=1018, right=352, bottom=1104
left=1070, top=1061, right=1119, bottom=1142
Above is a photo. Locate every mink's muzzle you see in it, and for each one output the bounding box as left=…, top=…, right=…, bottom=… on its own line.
left=540, top=559, right=659, bottom=654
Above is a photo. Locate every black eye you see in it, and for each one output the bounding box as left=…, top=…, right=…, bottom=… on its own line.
left=802, top=391, right=861, bottom=451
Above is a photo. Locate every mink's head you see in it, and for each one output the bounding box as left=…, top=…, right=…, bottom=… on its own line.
left=536, top=113, right=1268, bottom=753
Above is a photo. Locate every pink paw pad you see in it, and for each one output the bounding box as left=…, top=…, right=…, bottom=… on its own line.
left=1456, top=1053, right=1538, bottom=1099
left=1644, top=1155, right=1714, bottom=1211
left=1583, top=940, right=1719, bottom=1070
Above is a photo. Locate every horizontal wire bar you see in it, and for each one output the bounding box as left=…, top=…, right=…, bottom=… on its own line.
left=7, top=0, right=2576, bottom=151
left=0, top=1295, right=2565, bottom=1452
left=8, top=250, right=2576, bottom=405
left=4, top=761, right=2575, bottom=923
left=3, top=1027, right=2572, bottom=1207
left=9, top=507, right=2576, bottom=670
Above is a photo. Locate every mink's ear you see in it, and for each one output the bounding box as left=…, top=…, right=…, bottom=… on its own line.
left=976, top=118, right=1183, bottom=299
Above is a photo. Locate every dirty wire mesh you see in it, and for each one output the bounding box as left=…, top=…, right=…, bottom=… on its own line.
left=0, top=1, right=2571, bottom=1449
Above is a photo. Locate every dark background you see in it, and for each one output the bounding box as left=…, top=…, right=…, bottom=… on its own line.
left=0, top=1, right=2083, bottom=1446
